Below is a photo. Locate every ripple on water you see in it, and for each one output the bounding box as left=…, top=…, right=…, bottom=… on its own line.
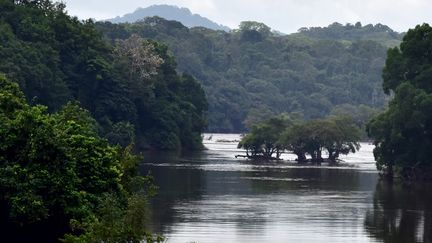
left=145, top=135, right=383, bottom=243
left=161, top=191, right=378, bottom=243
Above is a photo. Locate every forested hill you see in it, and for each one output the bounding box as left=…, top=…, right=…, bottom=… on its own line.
left=0, top=1, right=208, bottom=150
left=106, top=5, right=230, bottom=31
left=96, top=19, right=402, bottom=132
left=297, top=22, right=404, bottom=47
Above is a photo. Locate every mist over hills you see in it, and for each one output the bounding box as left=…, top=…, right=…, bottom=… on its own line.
left=106, top=4, right=230, bottom=31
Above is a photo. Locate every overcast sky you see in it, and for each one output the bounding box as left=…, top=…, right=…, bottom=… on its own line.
left=59, top=0, right=432, bottom=33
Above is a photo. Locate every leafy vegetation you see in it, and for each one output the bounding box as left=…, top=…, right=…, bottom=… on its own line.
left=0, top=76, right=160, bottom=242
left=297, top=22, right=404, bottom=47
left=367, top=24, right=432, bottom=180
left=96, top=18, right=400, bottom=132
left=238, top=115, right=361, bottom=163
left=0, top=0, right=207, bottom=151
left=238, top=115, right=292, bottom=159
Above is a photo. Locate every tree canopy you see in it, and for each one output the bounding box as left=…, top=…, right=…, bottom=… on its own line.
left=367, top=24, right=432, bottom=180
left=0, top=76, right=158, bottom=242
left=278, top=116, right=361, bottom=163
left=238, top=115, right=292, bottom=159
left=238, top=114, right=361, bottom=162
left=0, top=0, right=207, bottom=151
left=297, top=22, right=403, bottom=47
left=96, top=18, right=401, bottom=132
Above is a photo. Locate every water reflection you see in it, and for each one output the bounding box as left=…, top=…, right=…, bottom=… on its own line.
left=142, top=157, right=378, bottom=241
left=365, top=181, right=432, bottom=243
left=139, top=136, right=432, bottom=242
left=140, top=150, right=208, bottom=234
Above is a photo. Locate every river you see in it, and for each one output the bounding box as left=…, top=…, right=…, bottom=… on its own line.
left=141, top=134, right=432, bottom=243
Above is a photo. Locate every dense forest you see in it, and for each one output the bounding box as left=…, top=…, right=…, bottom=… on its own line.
left=2, top=1, right=432, bottom=243
left=0, top=75, right=162, bottom=242
left=96, top=18, right=403, bottom=132
left=297, top=22, right=404, bottom=47
left=0, top=0, right=207, bottom=151
left=0, top=0, right=210, bottom=241
left=367, top=24, right=432, bottom=180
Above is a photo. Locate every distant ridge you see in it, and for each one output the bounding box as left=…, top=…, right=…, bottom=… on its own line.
left=106, top=4, right=230, bottom=31
left=297, top=22, right=404, bottom=47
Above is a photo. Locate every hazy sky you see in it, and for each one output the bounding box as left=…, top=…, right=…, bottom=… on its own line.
left=59, top=0, right=432, bottom=33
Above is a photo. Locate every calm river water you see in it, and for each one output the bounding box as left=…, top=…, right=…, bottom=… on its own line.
left=141, top=134, right=432, bottom=243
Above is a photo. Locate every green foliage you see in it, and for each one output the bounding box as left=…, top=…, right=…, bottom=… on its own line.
left=297, top=22, right=403, bottom=47
left=238, top=114, right=361, bottom=162
left=330, top=104, right=380, bottom=139
left=238, top=115, right=292, bottom=159
left=129, top=40, right=208, bottom=150
left=0, top=76, right=158, bottom=241
left=96, top=18, right=398, bottom=132
left=322, top=116, right=362, bottom=162
left=105, top=121, right=135, bottom=147
left=367, top=24, right=432, bottom=180
left=0, top=0, right=208, bottom=150
left=279, top=116, right=361, bottom=163
left=238, top=21, right=271, bottom=42
left=278, top=122, right=312, bottom=162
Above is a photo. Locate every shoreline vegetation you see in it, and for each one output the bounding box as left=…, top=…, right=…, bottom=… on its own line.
left=0, top=76, right=163, bottom=242
left=1, top=0, right=432, bottom=242
left=0, top=0, right=208, bottom=152
left=0, top=0, right=203, bottom=241
left=235, top=23, right=432, bottom=181
left=367, top=24, right=432, bottom=181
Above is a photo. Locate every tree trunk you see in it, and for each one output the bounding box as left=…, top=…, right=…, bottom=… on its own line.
left=310, top=150, right=317, bottom=161
left=276, top=149, right=281, bottom=159
left=317, top=149, right=322, bottom=160
left=296, top=152, right=306, bottom=163
left=387, top=164, right=394, bottom=178
left=328, top=149, right=337, bottom=164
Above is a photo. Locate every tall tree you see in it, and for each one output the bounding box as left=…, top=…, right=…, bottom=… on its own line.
left=368, top=24, right=432, bottom=180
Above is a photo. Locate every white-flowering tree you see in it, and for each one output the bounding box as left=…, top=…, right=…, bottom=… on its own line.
left=114, top=34, right=164, bottom=96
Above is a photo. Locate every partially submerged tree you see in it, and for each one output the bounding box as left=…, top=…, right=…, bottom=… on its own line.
left=279, top=119, right=328, bottom=163
left=322, top=116, right=361, bottom=163
left=241, top=114, right=361, bottom=162
left=278, top=123, right=310, bottom=162
left=238, top=115, right=292, bottom=159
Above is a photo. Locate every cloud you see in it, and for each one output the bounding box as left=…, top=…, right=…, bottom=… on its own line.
left=60, top=0, right=432, bottom=33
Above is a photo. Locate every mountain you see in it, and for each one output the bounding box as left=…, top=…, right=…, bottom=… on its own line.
left=106, top=4, right=230, bottom=31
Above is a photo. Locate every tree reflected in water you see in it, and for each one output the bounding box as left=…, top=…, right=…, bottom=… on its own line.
left=365, top=180, right=432, bottom=243
left=140, top=150, right=207, bottom=234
